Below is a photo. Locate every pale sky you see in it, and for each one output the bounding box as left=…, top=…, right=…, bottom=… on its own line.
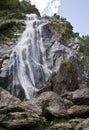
left=30, top=0, right=49, bottom=12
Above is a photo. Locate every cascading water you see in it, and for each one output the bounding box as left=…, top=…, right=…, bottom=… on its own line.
left=8, top=14, right=52, bottom=99
left=7, top=14, right=76, bottom=99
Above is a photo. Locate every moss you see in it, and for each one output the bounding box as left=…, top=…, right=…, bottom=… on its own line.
left=52, top=117, right=67, bottom=125
left=0, top=19, right=25, bottom=42
left=0, top=127, right=6, bottom=130
left=70, top=121, right=78, bottom=129
left=25, top=111, right=32, bottom=118
left=40, top=116, right=47, bottom=123
left=63, top=59, right=71, bottom=65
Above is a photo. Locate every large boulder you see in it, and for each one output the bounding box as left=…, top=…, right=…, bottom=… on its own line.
left=68, top=105, right=89, bottom=118
left=43, top=58, right=79, bottom=96
left=49, top=122, right=72, bottom=130
left=21, top=91, right=68, bottom=118
left=75, top=118, right=89, bottom=130
left=70, top=88, right=89, bottom=105
left=0, top=87, right=21, bottom=108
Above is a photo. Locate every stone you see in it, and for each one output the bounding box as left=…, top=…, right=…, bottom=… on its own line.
left=68, top=105, right=89, bottom=118
left=21, top=91, right=68, bottom=118
left=75, top=118, right=89, bottom=130
left=64, top=99, right=74, bottom=109
left=49, top=122, right=72, bottom=130
left=84, top=127, right=89, bottom=130
left=44, top=58, right=79, bottom=96
left=0, top=87, right=21, bottom=108
left=71, top=88, right=89, bottom=105
left=1, top=118, right=39, bottom=130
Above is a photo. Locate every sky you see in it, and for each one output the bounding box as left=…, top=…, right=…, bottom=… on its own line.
left=60, top=0, right=89, bottom=36
left=30, top=0, right=89, bottom=36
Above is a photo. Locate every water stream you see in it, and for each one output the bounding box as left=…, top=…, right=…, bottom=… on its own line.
left=8, top=14, right=52, bottom=99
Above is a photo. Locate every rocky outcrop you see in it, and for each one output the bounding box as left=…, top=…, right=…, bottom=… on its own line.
left=0, top=87, right=21, bottom=108
left=0, top=89, right=68, bottom=130
left=70, top=88, right=89, bottom=105
left=1, top=79, right=89, bottom=130
left=40, top=57, right=79, bottom=96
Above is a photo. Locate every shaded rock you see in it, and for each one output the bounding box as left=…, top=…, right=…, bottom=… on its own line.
left=68, top=105, right=89, bottom=118
left=64, top=99, right=74, bottom=109
left=0, top=87, right=21, bottom=108
left=0, top=43, right=15, bottom=89
left=71, top=88, right=89, bottom=105
left=44, top=58, right=79, bottom=96
left=75, top=118, right=89, bottom=130
left=0, top=114, right=6, bottom=122
left=1, top=118, right=39, bottom=130
left=53, top=58, right=79, bottom=94
left=49, top=122, right=72, bottom=130
left=21, top=91, right=68, bottom=118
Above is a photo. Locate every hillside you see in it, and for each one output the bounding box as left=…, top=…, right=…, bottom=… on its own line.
left=0, top=0, right=39, bottom=42
left=0, top=1, right=89, bottom=130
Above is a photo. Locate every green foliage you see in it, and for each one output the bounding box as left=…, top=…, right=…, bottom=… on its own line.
left=63, top=59, right=71, bottom=65
left=79, top=35, right=89, bottom=70
left=52, top=117, right=67, bottom=125
left=0, top=0, right=20, bottom=10
left=0, top=20, right=25, bottom=42
left=25, top=111, right=32, bottom=118
left=0, top=0, right=39, bottom=42
left=0, top=127, right=6, bottom=130
left=70, top=121, right=78, bottom=129
left=20, top=0, right=39, bottom=14
left=43, top=15, right=76, bottom=42
left=40, top=116, right=47, bottom=123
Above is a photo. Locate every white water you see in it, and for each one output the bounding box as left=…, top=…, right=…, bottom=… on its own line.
left=8, top=14, right=76, bottom=99
left=8, top=14, right=52, bottom=99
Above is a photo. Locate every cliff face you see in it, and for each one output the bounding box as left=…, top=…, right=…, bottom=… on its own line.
left=0, top=11, right=89, bottom=129
left=0, top=14, right=81, bottom=99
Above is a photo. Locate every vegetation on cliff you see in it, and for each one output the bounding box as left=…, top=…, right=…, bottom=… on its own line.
left=79, top=35, right=89, bottom=70
left=0, top=0, right=39, bottom=42
left=43, top=14, right=79, bottom=42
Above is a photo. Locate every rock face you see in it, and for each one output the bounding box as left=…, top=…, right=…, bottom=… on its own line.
left=71, top=88, right=89, bottom=105
left=0, top=87, right=21, bottom=108
left=41, top=58, right=79, bottom=96
left=0, top=12, right=89, bottom=130
left=0, top=14, right=80, bottom=99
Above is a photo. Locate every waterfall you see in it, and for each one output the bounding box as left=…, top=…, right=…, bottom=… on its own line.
left=8, top=14, right=52, bottom=99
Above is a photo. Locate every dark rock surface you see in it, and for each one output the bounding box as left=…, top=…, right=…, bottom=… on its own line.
left=1, top=81, right=89, bottom=130
left=40, top=58, right=79, bottom=96
left=71, top=88, right=89, bottom=105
